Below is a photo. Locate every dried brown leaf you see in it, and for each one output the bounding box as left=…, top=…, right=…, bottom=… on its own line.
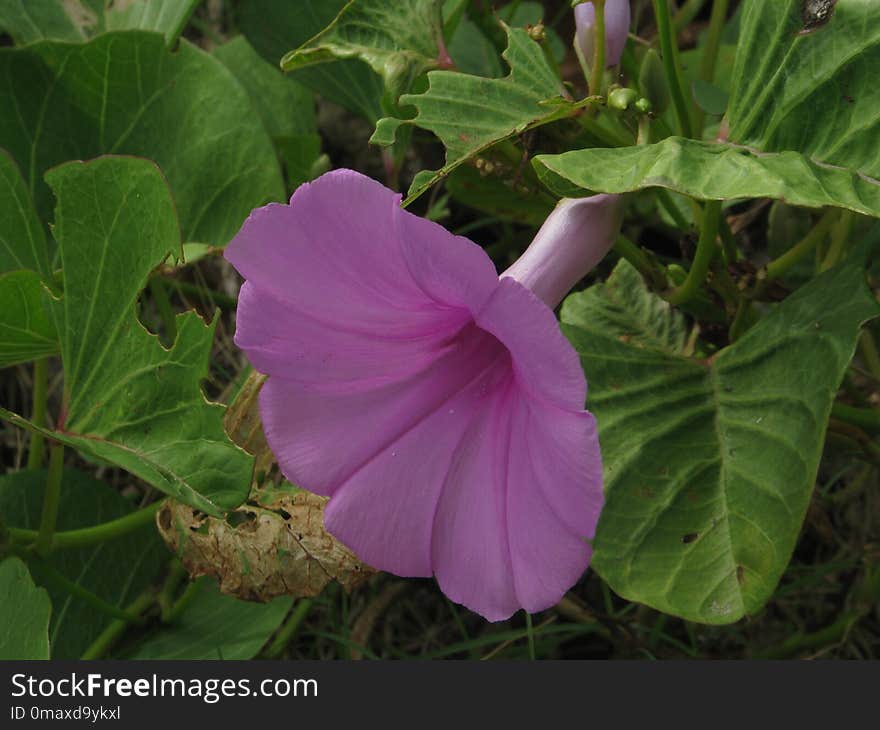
left=157, top=488, right=375, bottom=602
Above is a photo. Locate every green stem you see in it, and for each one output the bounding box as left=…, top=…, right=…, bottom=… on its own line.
left=80, top=590, right=155, bottom=660
left=614, top=235, right=667, bottom=289
left=263, top=599, right=314, bottom=659
left=149, top=276, right=177, bottom=346
left=718, top=216, right=738, bottom=263
left=164, top=579, right=200, bottom=624
left=666, top=200, right=721, bottom=305
left=832, top=403, right=880, bottom=433
left=859, top=330, right=880, bottom=379
left=765, top=208, right=837, bottom=281
left=699, top=0, right=729, bottom=83
left=524, top=612, right=536, bottom=661
left=11, top=499, right=164, bottom=552
left=158, top=558, right=187, bottom=622
left=26, top=357, right=48, bottom=469
left=652, top=0, right=694, bottom=138
left=34, top=442, right=64, bottom=556
left=820, top=210, right=854, bottom=272
left=728, top=297, right=756, bottom=342
left=694, top=0, right=730, bottom=135
left=589, top=0, right=607, bottom=96
left=673, top=0, right=709, bottom=32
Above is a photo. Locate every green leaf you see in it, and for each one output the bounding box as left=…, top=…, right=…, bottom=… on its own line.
left=0, top=31, right=284, bottom=247
left=41, top=157, right=253, bottom=514
left=0, top=468, right=164, bottom=659
left=237, top=0, right=384, bottom=122
left=690, top=79, right=728, bottom=116
left=561, top=258, right=880, bottom=623
left=373, top=25, right=573, bottom=203
left=534, top=137, right=880, bottom=217
left=276, top=134, right=327, bottom=193
left=447, top=16, right=503, bottom=78
left=214, top=36, right=316, bottom=140
left=0, top=148, right=57, bottom=367
left=0, top=271, right=58, bottom=367
left=534, top=1, right=880, bottom=216
left=0, top=148, right=49, bottom=276
left=0, top=0, right=198, bottom=45
left=280, top=0, right=444, bottom=98
left=0, top=556, right=51, bottom=660
left=104, top=0, right=200, bottom=43
left=0, top=0, right=91, bottom=43
left=728, top=0, right=879, bottom=180
left=128, top=578, right=293, bottom=659
left=213, top=36, right=323, bottom=195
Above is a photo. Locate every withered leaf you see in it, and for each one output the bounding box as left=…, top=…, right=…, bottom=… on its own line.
left=157, top=488, right=375, bottom=602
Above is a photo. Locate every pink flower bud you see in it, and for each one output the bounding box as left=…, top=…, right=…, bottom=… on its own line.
left=575, top=0, right=632, bottom=68
left=503, top=194, right=623, bottom=308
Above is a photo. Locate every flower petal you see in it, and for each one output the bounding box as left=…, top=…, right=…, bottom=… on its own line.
left=226, top=169, right=465, bottom=339
left=431, top=383, right=602, bottom=621
left=227, top=169, right=500, bottom=387
left=475, top=276, right=587, bottom=411
left=506, top=399, right=602, bottom=613
left=235, top=281, right=461, bottom=388
left=321, top=360, right=510, bottom=576
left=259, top=323, right=508, bottom=496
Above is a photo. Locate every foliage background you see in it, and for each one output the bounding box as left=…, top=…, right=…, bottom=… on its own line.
left=0, top=0, right=878, bottom=659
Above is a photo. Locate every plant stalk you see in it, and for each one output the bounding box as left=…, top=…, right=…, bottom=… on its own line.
left=26, top=357, right=48, bottom=469
left=263, top=599, right=314, bottom=659
left=666, top=200, right=721, bottom=304
left=694, top=0, right=730, bottom=135
left=652, top=0, right=694, bottom=138
left=589, top=0, right=607, bottom=97
left=765, top=208, right=838, bottom=281
left=34, top=442, right=64, bottom=556
left=80, top=590, right=155, bottom=660
left=11, top=499, right=164, bottom=552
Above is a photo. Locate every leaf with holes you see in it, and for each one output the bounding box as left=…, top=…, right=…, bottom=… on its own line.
left=0, top=557, right=51, bottom=659
left=372, top=25, right=575, bottom=203
left=0, top=157, right=253, bottom=514
left=0, top=31, right=284, bottom=248
left=280, top=0, right=445, bottom=98
left=561, top=258, right=879, bottom=623
left=534, top=0, right=880, bottom=216
left=0, top=469, right=164, bottom=659
left=0, top=0, right=199, bottom=45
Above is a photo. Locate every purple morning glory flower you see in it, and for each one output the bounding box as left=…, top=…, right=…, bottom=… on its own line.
left=575, top=0, right=632, bottom=68
left=225, top=170, right=621, bottom=621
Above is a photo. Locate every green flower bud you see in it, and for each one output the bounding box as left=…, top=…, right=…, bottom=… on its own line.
left=608, top=87, right=638, bottom=110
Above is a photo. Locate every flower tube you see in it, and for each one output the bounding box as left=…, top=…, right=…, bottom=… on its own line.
left=226, top=170, right=622, bottom=621
left=575, top=0, right=632, bottom=68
